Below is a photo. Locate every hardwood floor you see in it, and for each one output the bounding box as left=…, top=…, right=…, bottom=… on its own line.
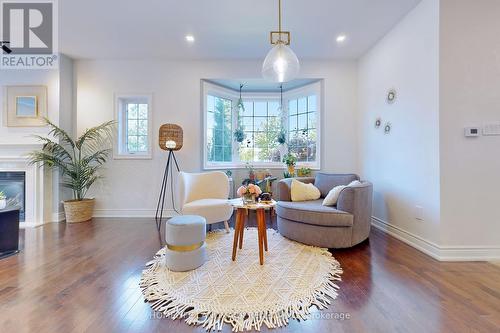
left=0, top=217, right=499, bottom=333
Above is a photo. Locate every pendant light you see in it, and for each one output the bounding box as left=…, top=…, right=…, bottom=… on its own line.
left=262, top=0, right=300, bottom=83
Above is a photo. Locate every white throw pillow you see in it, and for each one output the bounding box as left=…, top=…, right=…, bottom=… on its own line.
left=322, top=185, right=346, bottom=206
left=290, top=179, right=321, bottom=202
left=322, top=180, right=363, bottom=206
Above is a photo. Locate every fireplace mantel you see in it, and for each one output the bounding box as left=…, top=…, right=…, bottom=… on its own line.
left=0, top=143, right=52, bottom=227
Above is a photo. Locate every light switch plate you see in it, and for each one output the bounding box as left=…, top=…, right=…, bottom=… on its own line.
left=483, top=122, right=500, bottom=136
left=464, top=127, right=480, bottom=137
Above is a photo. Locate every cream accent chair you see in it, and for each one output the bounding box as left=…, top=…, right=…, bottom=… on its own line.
left=179, top=171, right=233, bottom=232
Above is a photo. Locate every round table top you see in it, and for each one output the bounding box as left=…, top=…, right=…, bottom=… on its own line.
left=229, top=198, right=277, bottom=210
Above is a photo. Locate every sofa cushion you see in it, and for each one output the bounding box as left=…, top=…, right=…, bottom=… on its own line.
left=182, top=199, right=233, bottom=224
left=314, top=173, right=359, bottom=198
left=276, top=199, right=353, bottom=227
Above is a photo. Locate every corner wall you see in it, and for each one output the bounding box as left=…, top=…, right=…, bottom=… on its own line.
left=357, top=0, right=441, bottom=247
left=439, top=0, right=500, bottom=252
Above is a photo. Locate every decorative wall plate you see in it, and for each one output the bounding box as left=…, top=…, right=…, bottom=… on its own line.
left=384, top=122, right=392, bottom=134
left=387, top=89, right=396, bottom=104
left=375, top=118, right=382, bottom=128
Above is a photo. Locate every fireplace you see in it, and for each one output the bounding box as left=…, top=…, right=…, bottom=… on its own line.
left=0, top=171, right=26, bottom=222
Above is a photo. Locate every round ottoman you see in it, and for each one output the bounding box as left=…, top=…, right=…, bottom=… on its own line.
left=165, top=215, right=207, bottom=272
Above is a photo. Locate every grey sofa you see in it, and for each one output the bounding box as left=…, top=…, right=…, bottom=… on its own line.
left=276, top=173, right=373, bottom=248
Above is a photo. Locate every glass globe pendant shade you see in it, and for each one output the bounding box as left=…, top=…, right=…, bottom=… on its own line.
left=262, top=42, right=300, bottom=83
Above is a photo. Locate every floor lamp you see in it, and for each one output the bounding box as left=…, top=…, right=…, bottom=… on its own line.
left=155, top=124, right=183, bottom=231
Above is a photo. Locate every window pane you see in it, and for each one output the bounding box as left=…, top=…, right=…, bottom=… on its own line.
left=127, top=104, right=138, bottom=119
left=298, top=98, right=307, bottom=113
left=243, top=101, right=253, bottom=114
left=138, top=104, right=148, bottom=119
left=254, top=117, right=267, bottom=131
left=127, top=136, right=138, bottom=152
left=207, top=111, right=214, bottom=130
left=243, top=132, right=254, bottom=147
left=308, top=111, right=316, bottom=129
left=207, top=95, right=214, bottom=111
left=214, top=130, right=223, bottom=145
left=138, top=119, right=148, bottom=135
left=137, top=136, right=148, bottom=152
left=208, top=96, right=232, bottom=162
left=289, top=99, right=297, bottom=115
left=268, top=101, right=280, bottom=116
left=242, top=116, right=253, bottom=129
left=239, top=147, right=253, bottom=162
left=223, top=146, right=232, bottom=162
left=298, top=113, right=307, bottom=130
left=213, top=146, right=223, bottom=161
left=127, top=120, right=138, bottom=135
left=288, top=114, right=298, bottom=131
left=254, top=102, right=267, bottom=117
left=308, top=95, right=317, bottom=111
left=308, top=128, right=317, bottom=142
left=296, top=146, right=308, bottom=162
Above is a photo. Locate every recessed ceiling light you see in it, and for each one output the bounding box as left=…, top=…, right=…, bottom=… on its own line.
left=185, top=35, right=195, bottom=43
left=336, top=35, right=347, bottom=43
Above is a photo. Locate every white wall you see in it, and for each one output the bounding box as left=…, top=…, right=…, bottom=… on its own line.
left=439, top=0, right=500, bottom=248
left=75, top=59, right=358, bottom=216
left=358, top=0, right=441, bottom=244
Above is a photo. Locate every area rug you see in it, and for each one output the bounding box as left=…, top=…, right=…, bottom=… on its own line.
left=140, top=228, right=342, bottom=332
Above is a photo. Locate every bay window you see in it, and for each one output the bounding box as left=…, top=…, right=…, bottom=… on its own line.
left=202, top=81, right=321, bottom=169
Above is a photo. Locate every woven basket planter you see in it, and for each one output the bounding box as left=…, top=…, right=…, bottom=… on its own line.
left=63, top=199, right=95, bottom=223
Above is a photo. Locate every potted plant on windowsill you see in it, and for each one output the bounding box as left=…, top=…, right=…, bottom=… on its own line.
left=283, top=153, right=297, bottom=176
left=27, top=118, right=115, bottom=223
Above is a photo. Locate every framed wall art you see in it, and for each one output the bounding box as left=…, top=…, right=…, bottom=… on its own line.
left=5, top=86, right=47, bottom=127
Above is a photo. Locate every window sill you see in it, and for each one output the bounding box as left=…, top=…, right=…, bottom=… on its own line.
left=203, top=163, right=320, bottom=170
left=113, top=153, right=152, bottom=160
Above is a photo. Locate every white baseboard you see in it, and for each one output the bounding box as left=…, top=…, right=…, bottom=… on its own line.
left=371, top=217, right=500, bottom=261
left=51, top=212, right=66, bottom=223
left=93, top=209, right=179, bottom=218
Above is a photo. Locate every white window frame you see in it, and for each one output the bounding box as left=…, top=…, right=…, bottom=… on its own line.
left=202, top=81, right=322, bottom=170
left=284, top=82, right=322, bottom=170
left=114, top=93, right=153, bottom=160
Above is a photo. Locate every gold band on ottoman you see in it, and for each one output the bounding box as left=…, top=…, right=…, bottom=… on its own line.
left=166, top=241, right=204, bottom=252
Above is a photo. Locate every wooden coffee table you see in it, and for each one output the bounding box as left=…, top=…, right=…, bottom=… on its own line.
left=230, top=199, right=276, bottom=265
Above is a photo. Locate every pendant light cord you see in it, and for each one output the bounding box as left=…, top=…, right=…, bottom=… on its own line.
left=278, top=0, right=282, bottom=34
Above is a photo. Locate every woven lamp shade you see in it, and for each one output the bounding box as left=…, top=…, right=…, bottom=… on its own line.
left=159, top=124, right=183, bottom=151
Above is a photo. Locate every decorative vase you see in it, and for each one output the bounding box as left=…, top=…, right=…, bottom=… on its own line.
left=242, top=194, right=256, bottom=205
left=0, top=199, right=6, bottom=210
left=63, top=198, right=95, bottom=223
left=287, top=165, right=295, bottom=176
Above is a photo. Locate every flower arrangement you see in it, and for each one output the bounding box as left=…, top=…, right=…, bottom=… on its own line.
left=237, top=183, right=262, bottom=204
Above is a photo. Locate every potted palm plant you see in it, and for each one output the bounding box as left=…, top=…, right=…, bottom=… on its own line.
left=28, top=119, right=114, bottom=223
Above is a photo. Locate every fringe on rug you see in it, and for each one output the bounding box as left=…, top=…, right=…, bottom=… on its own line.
left=140, top=237, right=342, bottom=332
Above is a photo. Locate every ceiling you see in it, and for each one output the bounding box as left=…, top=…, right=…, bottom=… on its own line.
left=59, top=0, right=422, bottom=60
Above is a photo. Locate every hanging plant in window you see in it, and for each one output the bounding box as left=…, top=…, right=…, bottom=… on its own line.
left=276, top=84, right=287, bottom=145
left=234, top=83, right=246, bottom=143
